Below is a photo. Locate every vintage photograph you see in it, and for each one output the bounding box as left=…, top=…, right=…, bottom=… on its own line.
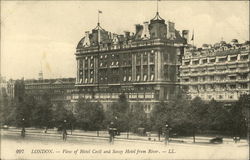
left=0, top=0, right=249, bottom=159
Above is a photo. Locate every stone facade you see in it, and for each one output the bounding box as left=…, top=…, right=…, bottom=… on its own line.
left=24, top=78, right=76, bottom=104
left=75, top=12, right=188, bottom=111
left=180, top=40, right=250, bottom=101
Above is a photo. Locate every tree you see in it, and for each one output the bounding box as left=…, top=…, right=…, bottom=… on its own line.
left=185, top=96, right=208, bottom=143
left=150, top=91, right=190, bottom=136
left=229, top=94, right=250, bottom=138
left=0, top=89, right=12, bottom=125
left=237, top=94, right=250, bottom=143
left=75, top=98, right=104, bottom=131
left=129, top=102, right=148, bottom=133
left=206, top=99, right=231, bottom=132
left=105, top=93, right=130, bottom=132
left=31, top=93, right=53, bottom=128
left=52, top=102, right=75, bottom=129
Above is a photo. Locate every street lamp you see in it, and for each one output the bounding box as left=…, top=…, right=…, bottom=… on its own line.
left=164, top=122, right=170, bottom=145
left=21, top=118, right=25, bottom=138
left=62, top=120, right=67, bottom=141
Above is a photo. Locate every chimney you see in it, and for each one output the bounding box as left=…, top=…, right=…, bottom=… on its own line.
left=141, top=22, right=150, bottom=39
left=182, top=30, right=189, bottom=44
left=135, top=24, right=143, bottom=34
left=124, top=31, right=130, bottom=39
left=83, top=31, right=90, bottom=46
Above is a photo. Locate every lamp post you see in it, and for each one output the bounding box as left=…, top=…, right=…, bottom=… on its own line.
left=21, top=118, right=25, bottom=138
left=62, top=120, right=67, bottom=141
left=108, top=121, right=116, bottom=144
left=164, top=122, right=170, bottom=145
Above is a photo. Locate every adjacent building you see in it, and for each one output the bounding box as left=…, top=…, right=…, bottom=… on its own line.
left=24, top=78, right=76, bottom=104
left=75, top=12, right=188, bottom=111
left=180, top=40, right=250, bottom=101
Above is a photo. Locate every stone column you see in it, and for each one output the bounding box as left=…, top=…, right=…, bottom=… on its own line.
left=88, top=58, right=90, bottom=81
left=132, top=53, right=136, bottom=81
left=77, top=59, right=79, bottom=84
left=155, top=51, right=158, bottom=81
left=82, top=59, right=85, bottom=83
left=141, top=52, right=143, bottom=80
left=148, top=52, right=150, bottom=81
left=158, top=51, right=162, bottom=81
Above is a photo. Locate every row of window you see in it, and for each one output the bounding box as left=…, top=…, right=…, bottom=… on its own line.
left=78, top=74, right=156, bottom=84
left=185, top=74, right=248, bottom=82
left=183, top=54, right=249, bottom=66
left=188, top=83, right=248, bottom=91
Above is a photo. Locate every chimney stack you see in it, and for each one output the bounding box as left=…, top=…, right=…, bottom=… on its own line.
left=83, top=31, right=90, bottom=46
left=182, top=30, right=189, bottom=44
left=135, top=24, right=143, bottom=34
left=141, top=22, right=150, bottom=39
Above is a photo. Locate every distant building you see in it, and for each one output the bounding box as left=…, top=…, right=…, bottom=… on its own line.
left=6, top=79, right=15, bottom=99
left=24, top=78, right=76, bottom=105
left=75, top=12, right=188, bottom=111
left=0, top=76, right=7, bottom=96
left=180, top=40, right=250, bottom=101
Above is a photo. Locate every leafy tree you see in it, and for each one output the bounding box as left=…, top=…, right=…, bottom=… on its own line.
left=31, top=93, right=53, bottom=128
left=52, top=102, right=75, bottom=129
left=206, top=99, right=231, bottom=132
left=0, top=90, right=12, bottom=125
left=150, top=91, right=190, bottom=136
left=185, top=96, right=208, bottom=142
left=150, top=101, right=168, bottom=132
left=75, top=98, right=104, bottom=131
left=229, top=94, right=249, bottom=138
left=129, top=102, right=148, bottom=133
left=105, top=93, right=130, bottom=132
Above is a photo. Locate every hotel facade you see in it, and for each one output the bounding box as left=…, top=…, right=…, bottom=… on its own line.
left=75, top=12, right=188, bottom=111
left=180, top=40, right=250, bottom=101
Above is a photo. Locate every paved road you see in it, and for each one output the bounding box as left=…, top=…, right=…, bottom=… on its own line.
left=1, top=130, right=249, bottom=160
left=3, top=128, right=247, bottom=144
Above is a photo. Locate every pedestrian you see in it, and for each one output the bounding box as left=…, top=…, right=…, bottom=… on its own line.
left=62, top=120, right=67, bottom=141
left=21, top=127, right=25, bottom=138
left=62, top=128, right=67, bottom=141
left=108, top=122, right=115, bottom=144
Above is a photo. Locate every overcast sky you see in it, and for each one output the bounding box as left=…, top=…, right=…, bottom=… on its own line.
left=1, top=1, right=249, bottom=80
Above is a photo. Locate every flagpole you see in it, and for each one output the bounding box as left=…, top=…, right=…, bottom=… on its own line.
left=98, top=11, right=100, bottom=26
left=192, top=29, right=194, bottom=48
left=157, top=0, right=158, bottom=13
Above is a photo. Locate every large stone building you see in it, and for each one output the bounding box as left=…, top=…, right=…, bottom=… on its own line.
left=180, top=40, right=250, bottom=101
left=25, top=78, right=76, bottom=104
left=75, top=12, right=188, bottom=111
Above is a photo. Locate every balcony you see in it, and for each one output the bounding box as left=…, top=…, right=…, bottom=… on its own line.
left=237, top=68, right=250, bottom=73
left=237, top=78, right=250, bottom=82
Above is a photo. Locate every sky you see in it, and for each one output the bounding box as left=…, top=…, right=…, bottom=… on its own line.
left=1, top=1, right=249, bottom=80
